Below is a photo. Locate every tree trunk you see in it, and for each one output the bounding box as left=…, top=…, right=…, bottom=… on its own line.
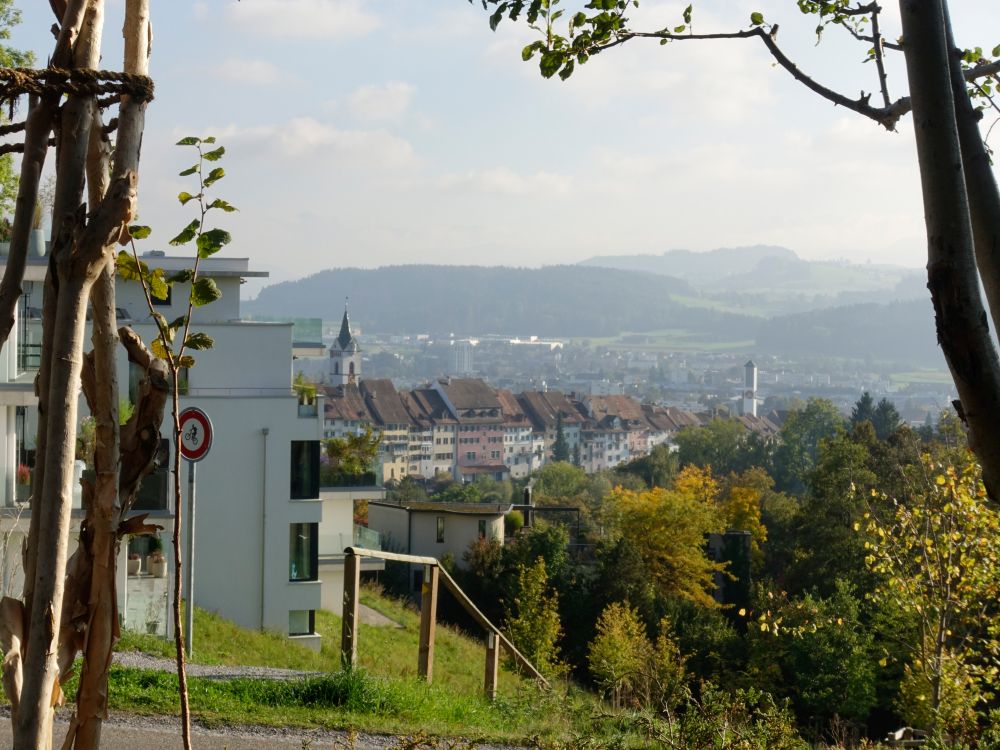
left=898, top=0, right=1000, bottom=501
left=62, top=1, right=152, bottom=746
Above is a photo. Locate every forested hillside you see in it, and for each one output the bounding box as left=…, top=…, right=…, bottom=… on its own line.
left=246, top=264, right=758, bottom=338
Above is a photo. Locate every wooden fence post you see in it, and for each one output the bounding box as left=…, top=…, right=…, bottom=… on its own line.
left=484, top=630, right=499, bottom=701
left=417, top=563, right=439, bottom=683
left=341, top=550, right=361, bottom=669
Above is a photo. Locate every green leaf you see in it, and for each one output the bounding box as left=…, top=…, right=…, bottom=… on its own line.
left=169, top=315, right=188, bottom=331
left=177, top=191, right=197, bottom=205
left=168, top=269, right=195, bottom=284
left=539, top=51, right=563, bottom=78
left=179, top=165, right=199, bottom=177
left=185, top=332, right=215, bottom=351
left=202, top=167, right=225, bottom=188
left=115, top=251, right=142, bottom=281
left=751, top=11, right=764, bottom=25
left=993, top=43, right=1000, bottom=57
left=202, top=146, right=225, bottom=162
left=673, top=24, right=685, bottom=32
left=149, top=275, right=169, bottom=301
left=128, top=225, right=152, bottom=240
left=169, top=219, right=200, bottom=246
left=202, top=136, right=216, bottom=144
left=176, top=136, right=200, bottom=146
left=197, top=228, right=232, bottom=259
left=177, top=355, right=196, bottom=369
left=558, top=59, right=575, bottom=80
left=683, top=4, right=692, bottom=23
left=207, top=198, right=238, bottom=213
left=151, top=337, right=172, bottom=361
left=191, top=277, right=222, bottom=307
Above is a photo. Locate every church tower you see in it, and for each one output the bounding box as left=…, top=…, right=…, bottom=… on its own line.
left=742, top=360, right=758, bottom=417
left=330, top=302, right=361, bottom=386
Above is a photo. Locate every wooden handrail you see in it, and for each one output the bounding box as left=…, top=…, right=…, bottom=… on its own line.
left=341, top=547, right=550, bottom=690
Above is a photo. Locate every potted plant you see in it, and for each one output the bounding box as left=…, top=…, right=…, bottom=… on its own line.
left=127, top=552, right=141, bottom=576
left=15, top=463, right=30, bottom=503
left=146, top=535, right=167, bottom=577
left=144, top=595, right=164, bottom=635
left=29, top=175, right=54, bottom=258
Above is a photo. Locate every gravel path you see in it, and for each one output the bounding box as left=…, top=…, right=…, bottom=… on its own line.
left=113, top=650, right=324, bottom=681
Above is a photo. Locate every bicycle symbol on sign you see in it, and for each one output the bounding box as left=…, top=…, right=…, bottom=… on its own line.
left=184, top=424, right=200, bottom=446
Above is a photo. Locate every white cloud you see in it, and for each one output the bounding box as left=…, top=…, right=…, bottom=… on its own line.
left=211, top=58, right=294, bottom=86
left=218, top=117, right=418, bottom=169
left=435, top=167, right=571, bottom=196
left=225, top=0, right=379, bottom=41
left=347, top=82, right=416, bottom=123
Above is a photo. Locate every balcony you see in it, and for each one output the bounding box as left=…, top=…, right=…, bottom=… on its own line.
left=320, top=470, right=379, bottom=489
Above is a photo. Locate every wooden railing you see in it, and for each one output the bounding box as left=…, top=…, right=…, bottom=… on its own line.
left=340, top=547, right=549, bottom=700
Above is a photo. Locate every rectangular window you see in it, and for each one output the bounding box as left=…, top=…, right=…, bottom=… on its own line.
left=290, top=441, right=320, bottom=499
left=289, top=522, right=318, bottom=581
left=436, top=517, right=445, bottom=543
left=288, top=609, right=315, bottom=636
left=478, top=519, right=487, bottom=539
left=465, top=451, right=475, bottom=461
left=133, top=439, right=171, bottom=512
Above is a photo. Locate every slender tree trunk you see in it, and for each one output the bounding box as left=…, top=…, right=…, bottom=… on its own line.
left=942, top=9, right=1000, bottom=343
left=15, top=1, right=103, bottom=742
left=898, top=0, right=1000, bottom=500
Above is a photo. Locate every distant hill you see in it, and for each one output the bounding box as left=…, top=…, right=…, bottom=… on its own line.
left=756, top=298, right=944, bottom=367
left=579, top=245, right=924, bottom=307
left=245, top=264, right=760, bottom=338
left=580, top=245, right=797, bottom=284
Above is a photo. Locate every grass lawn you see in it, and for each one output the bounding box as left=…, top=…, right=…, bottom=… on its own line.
left=109, top=585, right=581, bottom=743
left=889, top=369, right=953, bottom=386
left=576, top=328, right=755, bottom=353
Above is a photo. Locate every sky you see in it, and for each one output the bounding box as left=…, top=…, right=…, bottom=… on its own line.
left=8, top=0, right=1000, bottom=297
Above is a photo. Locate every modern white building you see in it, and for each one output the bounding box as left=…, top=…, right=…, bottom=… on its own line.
left=0, top=254, right=330, bottom=650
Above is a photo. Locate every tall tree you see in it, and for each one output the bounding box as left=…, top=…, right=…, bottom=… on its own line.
left=851, top=392, right=876, bottom=428
left=551, top=413, right=570, bottom=462
left=872, top=398, right=902, bottom=441
left=474, top=0, right=1000, bottom=500
left=0, top=3, right=159, bottom=748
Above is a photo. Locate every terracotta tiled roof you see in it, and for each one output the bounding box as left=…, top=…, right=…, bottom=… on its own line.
left=517, top=390, right=584, bottom=430
left=323, top=384, right=371, bottom=422
left=360, top=379, right=412, bottom=427
left=586, top=395, right=646, bottom=425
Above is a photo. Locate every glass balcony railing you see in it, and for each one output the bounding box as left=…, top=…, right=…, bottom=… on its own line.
left=320, top=470, right=379, bottom=488
left=353, top=524, right=381, bottom=550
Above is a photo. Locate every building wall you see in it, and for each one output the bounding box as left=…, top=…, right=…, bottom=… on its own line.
left=408, top=512, right=503, bottom=567
left=367, top=504, right=410, bottom=553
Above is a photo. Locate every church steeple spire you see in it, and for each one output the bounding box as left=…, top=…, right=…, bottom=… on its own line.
left=336, top=298, right=358, bottom=353
left=330, top=298, right=361, bottom=386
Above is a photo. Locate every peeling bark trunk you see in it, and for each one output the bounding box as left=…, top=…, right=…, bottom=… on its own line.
left=899, top=0, right=1000, bottom=500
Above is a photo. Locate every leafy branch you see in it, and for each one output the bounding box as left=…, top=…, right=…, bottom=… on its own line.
left=114, top=135, right=236, bottom=750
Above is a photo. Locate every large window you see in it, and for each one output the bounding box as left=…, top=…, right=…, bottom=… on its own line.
left=436, top=517, right=445, bottom=544
left=288, top=609, right=315, bottom=636
left=289, top=522, right=318, bottom=582
left=290, top=440, right=320, bottom=499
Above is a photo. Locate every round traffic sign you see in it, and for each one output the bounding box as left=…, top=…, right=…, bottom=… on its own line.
left=179, top=407, right=213, bottom=462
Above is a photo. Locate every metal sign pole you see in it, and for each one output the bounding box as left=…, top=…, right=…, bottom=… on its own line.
left=184, top=458, right=196, bottom=658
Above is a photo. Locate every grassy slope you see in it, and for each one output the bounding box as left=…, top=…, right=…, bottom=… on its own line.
left=110, top=586, right=578, bottom=741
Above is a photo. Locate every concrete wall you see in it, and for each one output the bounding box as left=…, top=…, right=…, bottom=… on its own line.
left=408, top=512, right=503, bottom=566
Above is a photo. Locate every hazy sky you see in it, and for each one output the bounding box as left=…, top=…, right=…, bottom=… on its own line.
left=9, top=1, right=1000, bottom=296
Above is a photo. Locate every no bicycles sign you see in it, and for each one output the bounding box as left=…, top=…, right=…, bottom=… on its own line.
left=179, top=407, right=213, bottom=463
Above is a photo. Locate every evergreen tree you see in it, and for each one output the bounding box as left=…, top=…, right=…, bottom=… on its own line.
left=851, top=391, right=876, bottom=427
left=552, top=414, right=570, bottom=462
left=872, top=398, right=902, bottom=441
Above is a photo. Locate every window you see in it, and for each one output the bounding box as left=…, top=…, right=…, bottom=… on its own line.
left=478, top=519, right=487, bottom=539
left=436, top=517, right=445, bottom=543
left=151, top=286, right=172, bottom=307
left=289, top=609, right=315, bottom=636
left=289, top=523, right=318, bottom=581
left=133, top=439, right=170, bottom=512
left=465, top=451, right=475, bottom=461
left=290, top=441, right=320, bottom=499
